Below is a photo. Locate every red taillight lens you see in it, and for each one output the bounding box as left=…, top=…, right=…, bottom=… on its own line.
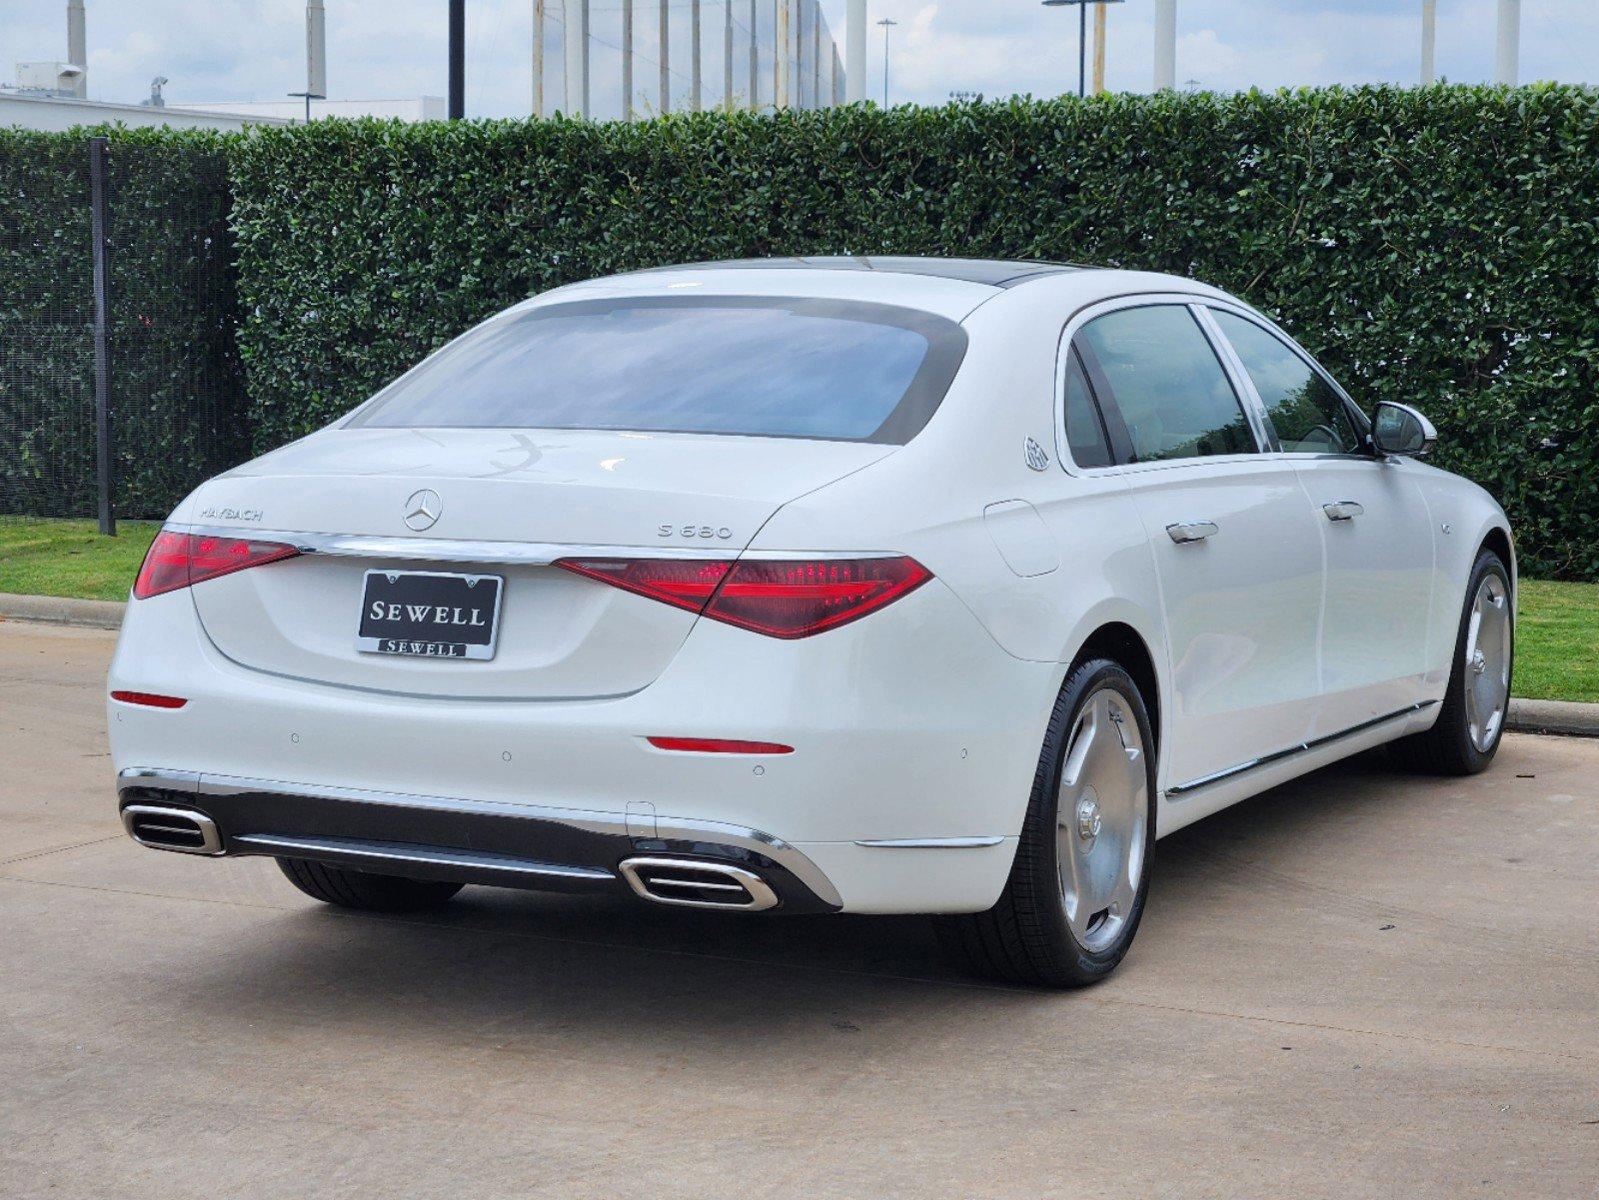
left=133, top=531, right=300, bottom=599
left=553, top=557, right=734, bottom=614
left=647, top=737, right=795, bottom=755
left=706, top=557, right=933, bottom=638
left=554, top=555, right=932, bottom=639
left=110, top=690, right=188, bottom=709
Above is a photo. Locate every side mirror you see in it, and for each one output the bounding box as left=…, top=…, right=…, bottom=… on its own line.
left=1372, top=402, right=1437, bottom=458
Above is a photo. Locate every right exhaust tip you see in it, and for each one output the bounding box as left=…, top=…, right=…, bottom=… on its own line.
left=619, top=856, right=779, bottom=911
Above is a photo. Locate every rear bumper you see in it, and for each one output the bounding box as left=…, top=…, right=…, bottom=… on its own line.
left=109, top=574, right=1058, bottom=913
left=117, top=767, right=843, bottom=913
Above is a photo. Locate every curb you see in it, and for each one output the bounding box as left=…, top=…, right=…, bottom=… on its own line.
left=0, top=591, right=1596, bottom=736
left=0, top=592, right=125, bottom=631
left=1505, top=698, right=1599, bottom=738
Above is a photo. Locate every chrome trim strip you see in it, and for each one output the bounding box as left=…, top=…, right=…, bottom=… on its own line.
left=169, top=524, right=892, bottom=567
left=1166, top=701, right=1438, bottom=797
left=230, top=833, right=615, bottom=882
left=116, top=767, right=843, bottom=908
left=852, top=836, right=1006, bottom=849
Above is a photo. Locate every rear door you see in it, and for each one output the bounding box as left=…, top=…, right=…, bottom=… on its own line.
left=1204, top=306, right=1434, bottom=735
left=1072, top=300, right=1325, bottom=791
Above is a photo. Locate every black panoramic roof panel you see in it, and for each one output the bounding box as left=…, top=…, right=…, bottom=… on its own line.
left=632, top=256, right=1085, bottom=289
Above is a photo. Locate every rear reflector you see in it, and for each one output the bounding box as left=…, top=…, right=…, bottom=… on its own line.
left=554, top=555, right=931, bottom=639
left=134, top=531, right=300, bottom=599
left=647, top=737, right=794, bottom=755
left=110, top=690, right=188, bottom=709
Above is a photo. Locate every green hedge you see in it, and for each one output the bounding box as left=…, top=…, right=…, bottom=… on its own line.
left=228, top=86, right=1599, bottom=580
left=0, top=126, right=249, bottom=519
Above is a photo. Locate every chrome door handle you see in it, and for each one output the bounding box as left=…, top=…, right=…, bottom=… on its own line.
left=1322, top=500, right=1365, bottom=522
left=1166, top=520, right=1219, bottom=544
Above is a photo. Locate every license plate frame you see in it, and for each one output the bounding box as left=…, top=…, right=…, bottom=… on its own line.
left=356, top=570, right=505, bottom=661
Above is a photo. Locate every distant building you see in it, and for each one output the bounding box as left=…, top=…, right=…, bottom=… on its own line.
left=0, top=90, right=287, bottom=132
left=169, top=97, right=448, bottom=123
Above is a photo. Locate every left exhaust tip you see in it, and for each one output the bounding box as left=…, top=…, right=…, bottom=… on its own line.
left=121, top=805, right=223, bottom=855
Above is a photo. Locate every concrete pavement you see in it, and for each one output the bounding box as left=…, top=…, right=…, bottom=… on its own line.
left=1, top=621, right=1596, bottom=1199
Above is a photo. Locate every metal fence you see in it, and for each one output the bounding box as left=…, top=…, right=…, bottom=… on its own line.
left=0, top=135, right=249, bottom=531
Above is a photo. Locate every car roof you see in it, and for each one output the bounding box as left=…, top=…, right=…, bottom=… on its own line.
left=628, top=256, right=1086, bottom=289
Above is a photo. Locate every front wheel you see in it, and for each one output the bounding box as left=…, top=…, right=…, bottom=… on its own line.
left=1389, top=548, right=1513, bottom=775
left=937, top=658, right=1156, bottom=988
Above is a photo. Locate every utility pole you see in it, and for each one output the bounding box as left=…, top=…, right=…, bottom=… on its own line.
left=1092, top=1, right=1106, bottom=95
left=776, top=0, right=789, bottom=108
left=565, top=0, right=588, bottom=116
left=812, top=1, right=822, bottom=108
left=1419, top=0, right=1435, bottom=85
left=659, top=0, right=671, bottom=112
left=448, top=0, right=464, bottom=118
left=877, top=16, right=896, bottom=107
left=724, top=0, right=734, bottom=111
left=533, top=0, right=546, bottom=115
left=620, top=0, right=632, bottom=118
left=307, top=0, right=327, bottom=101
left=749, top=0, right=759, bottom=108
left=1153, top=0, right=1176, bottom=91
left=846, top=0, right=866, bottom=103
left=1495, top=0, right=1520, bottom=86
left=690, top=0, right=702, bottom=110
left=67, top=0, right=86, bottom=96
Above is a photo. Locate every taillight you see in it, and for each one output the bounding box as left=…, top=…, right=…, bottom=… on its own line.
left=554, top=555, right=932, bottom=639
left=133, top=531, right=300, bottom=599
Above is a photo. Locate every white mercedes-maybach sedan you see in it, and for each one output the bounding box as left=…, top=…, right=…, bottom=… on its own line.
left=110, top=258, right=1514, bottom=986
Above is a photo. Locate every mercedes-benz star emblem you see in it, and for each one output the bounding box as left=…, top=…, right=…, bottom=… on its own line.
left=403, top=488, right=442, bottom=532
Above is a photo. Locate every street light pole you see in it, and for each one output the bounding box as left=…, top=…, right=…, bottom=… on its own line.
left=877, top=17, right=897, bottom=107
left=1041, top=1, right=1124, bottom=100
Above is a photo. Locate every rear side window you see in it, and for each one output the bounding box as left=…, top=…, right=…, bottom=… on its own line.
left=1075, top=306, right=1258, bottom=463
left=348, top=297, right=968, bottom=444
left=1209, top=310, right=1361, bottom=455
left=1063, top=350, right=1113, bottom=469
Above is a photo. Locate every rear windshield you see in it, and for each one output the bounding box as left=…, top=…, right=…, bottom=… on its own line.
left=348, top=296, right=969, bottom=444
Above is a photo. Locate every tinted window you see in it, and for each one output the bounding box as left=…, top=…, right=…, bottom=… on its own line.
left=1063, top=351, right=1113, bottom=469
left=1075, top=306, right=1257, bottom=462
left=1211, top=310, right=1360, bottom=455
left=350, top=297, right=968, bottom=444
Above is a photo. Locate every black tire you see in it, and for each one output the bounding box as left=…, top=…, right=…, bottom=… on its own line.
left=936, top=658, right=1157, bottom=988
left=276, top=857, right=465, bottom=912
left=1388, top=548, right=1513, bottom=776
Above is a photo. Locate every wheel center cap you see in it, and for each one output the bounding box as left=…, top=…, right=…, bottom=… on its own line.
left=1471, top=650, right=1487, bottom=676
left=1076, top=795, right=1102, bottom=842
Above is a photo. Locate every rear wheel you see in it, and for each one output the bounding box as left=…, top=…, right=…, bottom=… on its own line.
left=1389, top=548, right=1512, bottom=775
left=937, top=658, right=1155, bottom=987
left=277, top=857, right=465, bottom=912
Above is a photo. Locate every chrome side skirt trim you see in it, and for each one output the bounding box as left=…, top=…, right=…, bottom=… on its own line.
left=116, top=767, right=843, bottom=908
left=170, top=524, right=891, bottom=568
left=1165, top=701, right=1439, bottom=798
left=852, top=836, right=1006, bottom=849
left=230, top=833, right=615, bottom=882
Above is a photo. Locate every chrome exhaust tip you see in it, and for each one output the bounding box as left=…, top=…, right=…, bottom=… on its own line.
left=619, top=856, right=779, bottom=912
left=121, top=804, right=223, bottom=856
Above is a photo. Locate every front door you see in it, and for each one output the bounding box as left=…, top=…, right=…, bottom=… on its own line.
left=1204, top=307, right=1434, bottom=736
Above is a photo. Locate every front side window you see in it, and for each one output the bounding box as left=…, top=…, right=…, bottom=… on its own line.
left=1074, top=305, right=1257, bottom=463
left=349, top=296, right=969, bottom=444
left=1210, top=310, right=1361, bottom=455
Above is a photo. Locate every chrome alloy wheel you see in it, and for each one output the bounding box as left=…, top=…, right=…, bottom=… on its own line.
left=1464, top=573, right=1512, bottom=754
left=1057, top=686, right=1148, bottom=953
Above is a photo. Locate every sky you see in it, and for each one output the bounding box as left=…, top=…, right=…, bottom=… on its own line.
left=4, top=0, right=1597, bottom=118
